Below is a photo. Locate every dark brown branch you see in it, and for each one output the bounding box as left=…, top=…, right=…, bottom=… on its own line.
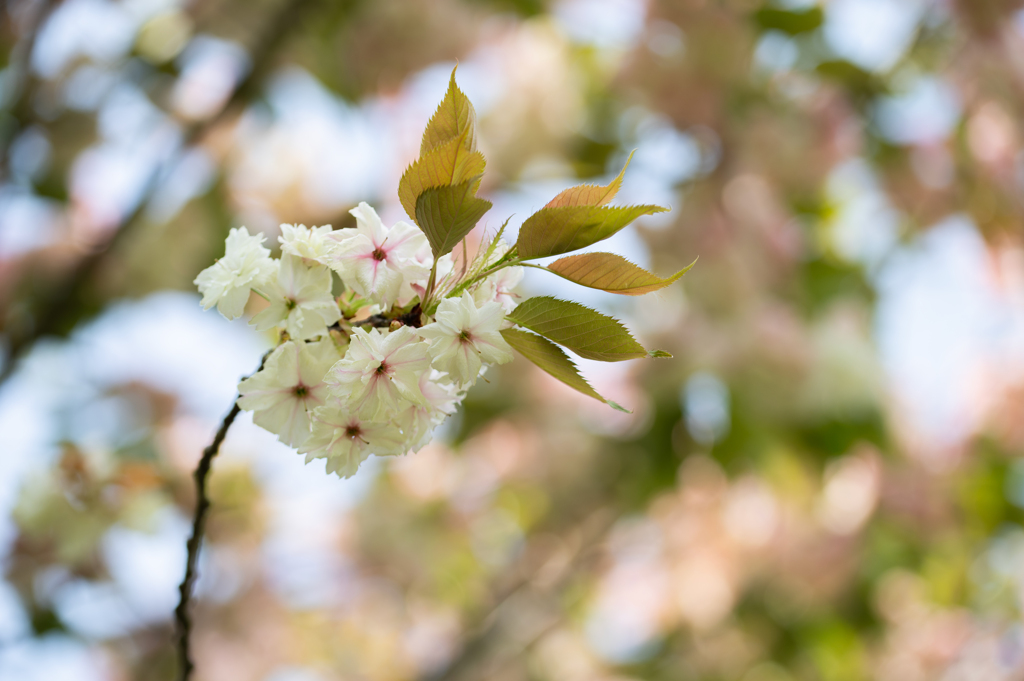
left=0, top=0, right=333, bottom=387
left=351, top=314, right=395, bottom=328
left=173, top=402, right=240, bottom=681
left=350, top=304, right=424, bottom=329
left=173, top=350, right=268, bottom=681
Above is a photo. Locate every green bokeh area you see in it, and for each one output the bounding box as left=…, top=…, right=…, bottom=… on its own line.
left=2, top=0, right=1023, bottom=680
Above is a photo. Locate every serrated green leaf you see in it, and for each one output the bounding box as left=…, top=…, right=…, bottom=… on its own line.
left=501, top=328, right=629, bottom=412
left=399, top=131, right=486, bottom=222
left=506, top=296, right=647, bottom=362
left=415, top=182, right=492, bottom=258
left=421, top=66, right=477, bottom=155
left=546, top=252, right=696, bottom=296
left=545, top=151, right=634, bottom=208
left=516, top=204, right=668, bottom=260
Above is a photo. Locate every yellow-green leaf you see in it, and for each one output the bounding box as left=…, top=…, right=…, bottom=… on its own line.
left=421, top=67, right=477, bottom=155
left=516, top=204, right=668, bottom=260
left=506, top=296, right=653, bottom=362
left=546, top=252, right=696, bottom=296
left=501, top=328, right=629, bottom=412
left=545, top=151, right=634, bottom=208
left=415, top=182, right=492, bottom=258
left=399, top=132, right=486, bottom=222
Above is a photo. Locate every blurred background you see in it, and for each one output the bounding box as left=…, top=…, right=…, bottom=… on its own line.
left=2, top=0, right=1024, bottom=679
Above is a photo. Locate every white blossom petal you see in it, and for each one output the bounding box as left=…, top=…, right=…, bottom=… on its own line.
left=279, top=223, right=336, bottom=263
left=419, top=292, right=514, bottom=387
left=300, top=405, right=406, bottom=478
left=250, top=255, right=340, bottom=340
left=327, top=202, right=430, bottom=307
left=325, top=326, right=431, bottom=419
left=194, top=227, right=276, bottom=319
left=237, top=339, right=341, bottom=447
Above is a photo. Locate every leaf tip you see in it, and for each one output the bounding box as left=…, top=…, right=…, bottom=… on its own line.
left=607, top=400, right=632, bottom=413
left=648, top=350, right=673, bottom=359
left=620, top=149, right=636, bottom=173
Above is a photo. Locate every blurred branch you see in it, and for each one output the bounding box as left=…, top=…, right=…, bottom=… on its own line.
left=424, top=509, right=616, bottom=681
left=0, top=0, right=62, bottom=176
left=173, top=350, right=269, bottom=681
left=0, top=0, right=340, bottom=387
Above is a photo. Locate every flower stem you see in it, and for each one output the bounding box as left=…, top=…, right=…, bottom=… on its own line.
left=422, top=260, right=439, bottom=313
left=445, top=257, right=521, bottom=302
left=174, top=352, right=268, bottom=681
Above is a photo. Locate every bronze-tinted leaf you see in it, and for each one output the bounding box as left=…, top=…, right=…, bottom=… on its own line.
left=546, top=252, right=695, bottom=295
left=545, top=151, right=634, bottom=208
left=516, top=204, right=668, bottom=260
left=420, top=67, right=477, bottom=155
left=399, top=131, right=485, bottom=222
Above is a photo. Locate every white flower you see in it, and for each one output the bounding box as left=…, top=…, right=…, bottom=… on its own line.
left=396, top=370, right=460, bottom=452
left=194, top=227, right=276, bottom=319
left=325, top=326, right=430, bottom=419
left=471, top=239, right=522, bottom=313
left=418, top=292, right=514, bottom=387
left=402, top=252, right=453, bottom=303
left=327, top=202, right=430, bottom=307
left=299, top=405, right=406, bottom=478
left=279, top=223, right=335, bottom=263
left=473, top=265, right=523, bottom=313
left=251, top=255, right=341, bottom=340
left=237, top=339, right=342, bottom=447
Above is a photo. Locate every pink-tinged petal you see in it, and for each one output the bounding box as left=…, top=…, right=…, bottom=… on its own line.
left=381, top=222, right=428, bottom=257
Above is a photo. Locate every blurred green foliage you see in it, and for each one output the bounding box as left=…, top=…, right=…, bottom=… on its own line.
left=2, top=0, right=1024, bottom=679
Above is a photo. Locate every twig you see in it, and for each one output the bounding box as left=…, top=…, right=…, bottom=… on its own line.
left=350, top=303, right=423, bottom=330
left=351, top=314, right=395, bottom=328
left=173, top=351, right=268, bottom=681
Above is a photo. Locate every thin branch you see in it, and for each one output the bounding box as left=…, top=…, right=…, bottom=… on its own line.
left=351, top=314, right=395, bottom=328
left=173, top=403, right=240, bottom=681
left=173, top=350, right=269, bottom=681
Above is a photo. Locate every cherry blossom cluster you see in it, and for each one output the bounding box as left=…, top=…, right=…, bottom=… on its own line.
left=194, top=202, right=522, bottom=477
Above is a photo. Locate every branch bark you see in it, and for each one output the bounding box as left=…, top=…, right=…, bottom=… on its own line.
left=173, top=351, right=268, bottom=681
